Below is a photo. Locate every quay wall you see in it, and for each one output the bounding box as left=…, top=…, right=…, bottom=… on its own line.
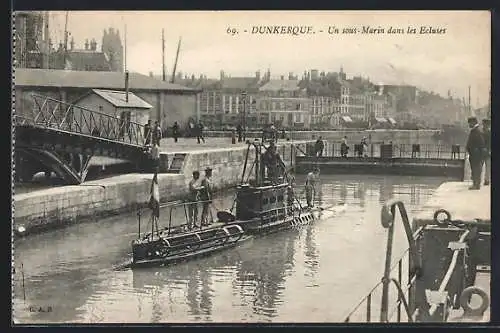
left=13, top=140, right=309, bottom=236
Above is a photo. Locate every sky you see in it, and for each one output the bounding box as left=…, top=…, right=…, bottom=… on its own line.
left=46, top=10, right=490, bottom=107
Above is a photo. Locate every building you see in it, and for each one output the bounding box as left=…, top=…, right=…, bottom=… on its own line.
left=49, top=28, right=123, bottom=72
left=50, top=38, right=113, bottom=71
left=199, top=72, right=262, bottom=128
left=71, top=89, right=152, bottom=137
left=14, top=11, right=50, bottom=69
left=258, top=78, right=311, bottom=128
left=14, top=68, right=200, bottom=131
left=310, top=96, right=341, bottom=127
left=101, top=28, right=124, bottom=72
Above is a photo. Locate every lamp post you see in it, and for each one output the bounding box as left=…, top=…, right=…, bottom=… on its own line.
left=241, top=91, right=247, bottom=141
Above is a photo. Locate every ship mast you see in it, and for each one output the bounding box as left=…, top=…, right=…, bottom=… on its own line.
left=162, top=29, right=166, bottom=81
left=62, top=11, right=69, bottom=68
left=170, top=37, right=181, bottom=83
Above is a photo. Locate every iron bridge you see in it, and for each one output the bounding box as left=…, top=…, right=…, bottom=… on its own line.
left=14, top=94, right=153, bottom=185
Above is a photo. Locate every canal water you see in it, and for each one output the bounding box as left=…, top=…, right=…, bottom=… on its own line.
left=12, top=174, right=450, bottom=323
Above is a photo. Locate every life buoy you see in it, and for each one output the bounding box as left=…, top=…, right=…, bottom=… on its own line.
left=433, top=209, right=451, bottom=225
left=459, top=286, right=489, bottom=317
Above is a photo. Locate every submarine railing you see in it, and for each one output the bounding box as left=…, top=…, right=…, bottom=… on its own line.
left=343, top=200, right=489, bottom=323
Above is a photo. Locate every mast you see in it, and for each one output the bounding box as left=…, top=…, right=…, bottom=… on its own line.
left=62, top=11, right=69, bottom=68
left=170, top=37, right=181, bottom=83
left=124, top=24, right=127, bottom=72
left=43, top=11, right=50, bottom=69
left=162, top=29, right=165, bottom=81
left=468, top=85, right=472, bottom=116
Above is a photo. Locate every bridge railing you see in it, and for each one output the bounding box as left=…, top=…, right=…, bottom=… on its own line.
left=16, top=94, right=147, bottom=147
left=310, top=141, right=462, bottom=159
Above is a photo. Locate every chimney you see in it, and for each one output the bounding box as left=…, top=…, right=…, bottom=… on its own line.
left=220, top=70, right=225, bottom=81
left=280, top=75, right=284, bottom=81
left=289, top=72, right=294, bottom=80
left=255, top=70, right=261, bottom=81
left=70, top=37, right=74, bottom=50
left=85, top=39, right=89, bottom=50
left=125, top=71, right=129, bottom=102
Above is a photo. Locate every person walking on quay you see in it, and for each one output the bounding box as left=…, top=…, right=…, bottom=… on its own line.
left=172, top=121, right=180, bottom=143
left=361, top=137, right=369, bottom=157
left=188, top=171, right=202, bottom=229
left=197, top=121, right=205, bottom=144
left=482, top=118, right=491, bottom=186
left=200, top=167, right=213, bottom=226
left=144, top=120, right=152, bottom=145
left=340, top=136, right=349, bottom=158
left=236, top=123, right=243, bottom=142
left=305, top=167, right=320, bottom=208
left=466, top=116, right=486, bottom=190
left=152, top=121, right=162, bottom=146
left=315, top=136, right=325, bottom=157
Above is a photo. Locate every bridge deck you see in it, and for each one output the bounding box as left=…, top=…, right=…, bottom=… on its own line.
left=413, top=181, right=490, bottom=224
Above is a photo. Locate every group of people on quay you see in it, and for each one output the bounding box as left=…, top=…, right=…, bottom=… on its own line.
left=313, top=135, right=369, bottom=158
left=466, top=116, right=491, bottom=190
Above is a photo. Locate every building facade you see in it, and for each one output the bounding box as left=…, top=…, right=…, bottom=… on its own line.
left=258, top=79, right=311, bottom=128
left=310, top=96, right=341, bottom=127
left=199, top=73, right=262, bottom=128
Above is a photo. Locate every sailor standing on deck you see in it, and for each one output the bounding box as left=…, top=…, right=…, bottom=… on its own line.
left=305, top=168, right=320, bottom=208
left=262, top=140, right=285, bottom=183
left=465, top=117, right=486, bottom=190
left=188, top=171, right=202, bottom=229
left=200, top=167, right=213, bottom=226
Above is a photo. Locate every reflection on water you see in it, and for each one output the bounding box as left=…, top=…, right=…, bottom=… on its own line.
left=13, top=175, right=447, bottom=323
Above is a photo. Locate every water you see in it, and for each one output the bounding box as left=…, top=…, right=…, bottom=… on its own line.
left=12, top=174, right=449, bottom=323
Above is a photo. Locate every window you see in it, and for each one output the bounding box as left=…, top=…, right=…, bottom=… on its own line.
left=270, top=197, right=277, bottom=204
left=263, top=198, right=269, bottom=205
left=98, top=106, right=103, bottom=112
left=277, top=195, right=284, bottom=202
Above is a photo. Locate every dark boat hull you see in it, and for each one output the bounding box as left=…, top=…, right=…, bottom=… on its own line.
left=127, top=204, right=341, bottom=269
left=129, top=234, right=253, bottom=269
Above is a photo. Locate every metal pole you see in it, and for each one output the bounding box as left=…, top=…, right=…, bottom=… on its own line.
left=21, top=262, right=26, bottom=301
left=162, top=29, right=165, bottom=81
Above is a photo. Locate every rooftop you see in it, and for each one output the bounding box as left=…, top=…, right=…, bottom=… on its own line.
left=220, top=77, right=261, bottom=91
left=259, top=79, right=302, bottom=92
left=15, top=68, right=199, bottom=93
left=85, top=89, right=153, bottom=109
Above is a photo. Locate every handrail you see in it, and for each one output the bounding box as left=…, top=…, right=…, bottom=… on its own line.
left=379, top=199, right=421, bottom=322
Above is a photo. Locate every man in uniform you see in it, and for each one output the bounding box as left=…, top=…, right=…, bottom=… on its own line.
left=262, top=141, right=285, bottom=183
left=305, top=168, right=320, bottom=208
left=482, top=118, right=491, bottom=186
left=188, top=171, right=202, bottom=229
left=172, top=121, right=180, bottom=143
left=200, top=167, right=213, bottom=226
left=466, top=117, right=486, bottom=190
left=315, top=136, right=325, bottom=157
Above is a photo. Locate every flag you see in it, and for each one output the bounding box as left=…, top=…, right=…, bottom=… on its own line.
left=148, top=172, right=160, bottom=218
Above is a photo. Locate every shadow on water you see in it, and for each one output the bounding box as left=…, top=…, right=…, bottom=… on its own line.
left=130, top=229, right=301, bottom=322
left=13, top=174, right=447, bottom=323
